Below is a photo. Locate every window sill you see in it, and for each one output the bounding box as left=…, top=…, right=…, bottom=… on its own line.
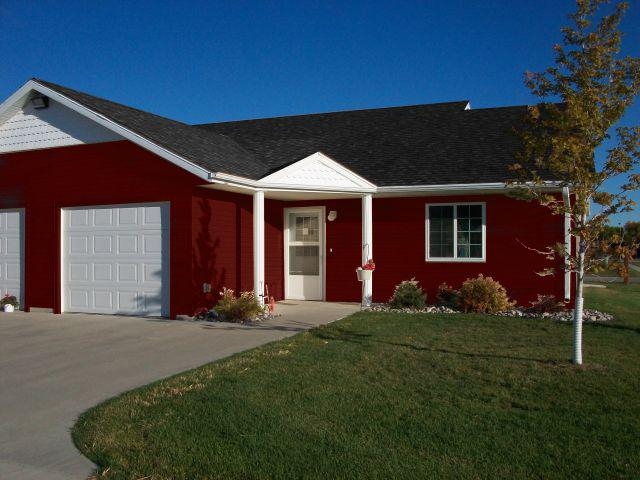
left=425, top=258, right=486, bottom=263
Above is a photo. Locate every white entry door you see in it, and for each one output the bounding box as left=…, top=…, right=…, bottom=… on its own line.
left=0, top=209, right=24, bottom=307
left=285, top=208, right=324, bottom=300
left=62, top=203, right=169, bottom=316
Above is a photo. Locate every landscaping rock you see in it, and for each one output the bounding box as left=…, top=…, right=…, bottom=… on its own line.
left=368, top=303, right=613, bottom=322
left=495, top=308, right=613, bottom=322
left=368, top=304, right=457, bottom=314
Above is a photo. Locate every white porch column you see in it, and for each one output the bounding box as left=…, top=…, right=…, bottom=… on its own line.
left=362, top=194, right=373, bottom=306
left=253, top=190, right=265, bottom=305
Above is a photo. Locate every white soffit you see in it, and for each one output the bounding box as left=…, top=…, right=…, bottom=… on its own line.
left=0, top=80, right=212, bottom=180
left=0, top=95, right=122, bottom=153
left=258, top=152, right=376, bottom=192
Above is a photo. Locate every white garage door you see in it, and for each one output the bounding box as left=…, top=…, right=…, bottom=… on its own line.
left=0, top=209, right=24, bottom=307
left=62, top=203, right=169, bottom=316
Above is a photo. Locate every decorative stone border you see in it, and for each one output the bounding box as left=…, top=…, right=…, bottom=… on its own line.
left=367, top=304, right=614, bottom=322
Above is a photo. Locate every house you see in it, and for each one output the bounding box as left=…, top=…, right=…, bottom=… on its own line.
left=0, top=79, right=572, bottom=318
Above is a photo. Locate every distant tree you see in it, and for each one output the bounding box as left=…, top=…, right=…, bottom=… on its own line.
left=510, top=0, right=640, bottom=365
left=624, top=220, right=640, bottom=245
left=600, top=234, right=639, bottom=283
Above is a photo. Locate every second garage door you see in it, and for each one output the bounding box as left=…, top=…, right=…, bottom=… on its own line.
left=62, top=203, right=169, bottom=316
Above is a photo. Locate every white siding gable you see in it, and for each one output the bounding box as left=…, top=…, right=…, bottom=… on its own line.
left=0, top=97, right=122, bottom=153
left=259, top=152, right=375, bottom=191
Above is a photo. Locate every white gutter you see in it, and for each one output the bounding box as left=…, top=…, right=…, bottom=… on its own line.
left=376, top=181, right=563, bottom=194
left=562, top=186, right=572, bottom=301
left=211, top=172, right=376, bottom=194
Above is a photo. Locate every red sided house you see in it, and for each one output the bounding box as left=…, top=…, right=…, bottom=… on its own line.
left=0, top=79, right=572, bottom=318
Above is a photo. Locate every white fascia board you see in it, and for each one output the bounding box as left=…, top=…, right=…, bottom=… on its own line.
left=377, top=181, right=563, bottom=194
left=259, top=151, right=377, bottom=190
left=0, top=80, right=212, bottom=181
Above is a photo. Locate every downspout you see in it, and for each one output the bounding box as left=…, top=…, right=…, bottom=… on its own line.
left=562, top=187, right=571, bottom=301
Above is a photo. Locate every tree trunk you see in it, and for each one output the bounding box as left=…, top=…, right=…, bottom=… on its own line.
left=573, top=238, right=585, bottom=365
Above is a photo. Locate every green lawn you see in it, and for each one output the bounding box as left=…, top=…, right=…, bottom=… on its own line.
left=73, top=285, right=640, bottom=479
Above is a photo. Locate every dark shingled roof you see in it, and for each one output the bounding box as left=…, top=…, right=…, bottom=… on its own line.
left=32, top=79, right=265, bottom=178
left=33, top=79, right=529, bottom=186
left=197, top=103, right=528, bottom=186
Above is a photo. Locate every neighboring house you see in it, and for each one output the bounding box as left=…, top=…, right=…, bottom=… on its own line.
left=0, top=79, right=571, bottom=318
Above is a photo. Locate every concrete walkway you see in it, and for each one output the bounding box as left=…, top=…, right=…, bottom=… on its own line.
left=0, top=301, right=359, bottom=480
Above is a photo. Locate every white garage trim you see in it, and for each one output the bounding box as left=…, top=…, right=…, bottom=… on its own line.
left=0, top=209, right=25, bottom=308
left=61, top=202, right=170, bottom=317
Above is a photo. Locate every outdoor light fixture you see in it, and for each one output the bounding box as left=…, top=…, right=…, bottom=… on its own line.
left=327, top=210, right=338, bottom=221
left=30, top=95, right=49, bottom=109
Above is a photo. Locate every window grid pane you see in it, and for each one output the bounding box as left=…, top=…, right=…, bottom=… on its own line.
left=428, top=204, right=483, bottom=260
left=429, top=206, right=454, bottom=258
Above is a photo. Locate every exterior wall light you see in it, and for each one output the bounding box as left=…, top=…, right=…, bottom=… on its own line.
left=327, top=210, right=337, bottom=221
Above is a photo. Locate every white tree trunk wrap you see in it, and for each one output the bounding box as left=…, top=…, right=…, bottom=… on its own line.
left=573, top=295, right=584, bottom=365
left=573, top=228, right=586, bottom=365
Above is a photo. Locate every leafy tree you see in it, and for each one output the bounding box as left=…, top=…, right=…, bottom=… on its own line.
left=624, top=220, right=640, bottom=244
left=599, top=234, right=639, bottom=283
left=510, top=0, right=640, bottom=364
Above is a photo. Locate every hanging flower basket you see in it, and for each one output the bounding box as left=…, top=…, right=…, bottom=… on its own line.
left=356, top=259, right=375, bottom=281
left=356, top=268, right=372, bottom=281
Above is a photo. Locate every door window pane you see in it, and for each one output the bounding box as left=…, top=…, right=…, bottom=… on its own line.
left=289, top=246, right=319, bottom=276
left=289, top=214, right=319, bottom=242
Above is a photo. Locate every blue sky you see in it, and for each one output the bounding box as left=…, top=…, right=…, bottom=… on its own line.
left=1, top=0, right=638, bottom=224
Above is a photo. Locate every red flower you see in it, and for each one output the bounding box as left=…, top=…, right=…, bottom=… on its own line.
left=362, top=259, right=376, bottom=271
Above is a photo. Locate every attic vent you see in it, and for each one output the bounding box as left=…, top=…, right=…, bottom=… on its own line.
left=30, top=94, right=49, bottom=109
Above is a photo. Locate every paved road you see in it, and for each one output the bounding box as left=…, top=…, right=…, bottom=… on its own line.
left=0, top=302, right=359, bottom=480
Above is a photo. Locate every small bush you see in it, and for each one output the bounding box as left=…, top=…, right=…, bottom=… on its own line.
left=526, top=294, right=565, bottom=314
left=388, top=278, right=426, bottom=309
left=458, top=274, right=514, bottom=314
left=214, top=288, right=262, bottom=322
left=436, top=283, right=460, bottom=309
left=1, top=294, right=18, bottom=308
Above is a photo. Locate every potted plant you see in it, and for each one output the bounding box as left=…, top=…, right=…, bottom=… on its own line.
left=356, top=259, right=376, bottom=281
left=1, top=294, right=19, bottom=313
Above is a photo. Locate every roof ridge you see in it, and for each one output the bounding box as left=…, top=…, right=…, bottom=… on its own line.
left=195, top=100, right=471, bottom=127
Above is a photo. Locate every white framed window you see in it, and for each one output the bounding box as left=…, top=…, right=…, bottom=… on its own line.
left=425, top=202, right=486, bottom=262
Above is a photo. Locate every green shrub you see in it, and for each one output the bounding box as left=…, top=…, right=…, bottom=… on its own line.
left=214, top=288, right=262, bottom=322
left=388, top=278, right=426, bottom=309
left=436, top=283, right=460, bottom=309
left=458, top=274, right=514, bottom=314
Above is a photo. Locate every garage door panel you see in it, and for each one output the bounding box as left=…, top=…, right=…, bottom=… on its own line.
left=93, top=290, right=113, bottom=309
left=93, top=235, right=113, bottom=254
left=0, top=210, right=24, bottom=305
left=63, top=203, right=168, bottom=316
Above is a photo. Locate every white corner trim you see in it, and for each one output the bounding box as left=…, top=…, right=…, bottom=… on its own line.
left=253, top=190, right=265, bottom=304
left=562, top=186, right=572, bottom=301
left=0, top=80, right=212, bottom=181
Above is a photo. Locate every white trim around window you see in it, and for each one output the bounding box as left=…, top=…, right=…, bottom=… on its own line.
left=425, top=202, right=486, bottom=262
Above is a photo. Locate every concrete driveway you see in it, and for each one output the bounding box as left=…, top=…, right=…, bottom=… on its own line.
left=0, top=302, right=358, bottom=480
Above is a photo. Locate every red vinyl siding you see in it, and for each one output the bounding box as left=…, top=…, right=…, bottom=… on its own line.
left=0, top=139, right=567, bottom=317
left=266, top=198, right=363, bottom=302
left=373, top=195, right=566, bottom=306
left=191, top=189, right=253, bottom=310
left=0, top=140, right=201, bottom=318
left=270, top=195, right=565, bottom=306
